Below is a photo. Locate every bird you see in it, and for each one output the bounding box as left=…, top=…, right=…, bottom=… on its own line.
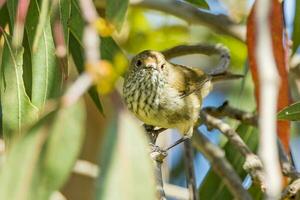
left=123, top=50, right=239, bottom=139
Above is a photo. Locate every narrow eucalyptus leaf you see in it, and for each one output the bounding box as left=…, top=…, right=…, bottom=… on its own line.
left=278, top=101, right=300, bottom=121
left=292, top=0, right=300, bottom=53
left=184, top=0, right=210, bottom=9
left=106, top=0, right=129, bottom=30
left=25, top=0, right=62, bottom=109
left=0, top=34, right=38, bottom=141
left=0, top=100, right=86, bottom=200
left=97, top=110, right=156, bottom=200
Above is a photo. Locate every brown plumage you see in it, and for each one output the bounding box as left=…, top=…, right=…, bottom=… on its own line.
left=123, top=50, right=213, bottom=137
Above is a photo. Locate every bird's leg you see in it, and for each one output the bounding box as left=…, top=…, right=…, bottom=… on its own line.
left=143, top=124, right=166, bottom=144
left=164, top=136, right=190, bottom=151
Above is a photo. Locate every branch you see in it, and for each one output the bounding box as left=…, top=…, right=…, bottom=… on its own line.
left=150, top=145, right=168, bottom=200
left=277, top=140, right=300, bottom=180
left=164, top=183, right=189, bottom=200
left=203, top=103, right=300, bottom=181
left=203, top=101, right=258, bottom=126
left=183, top=140, right=198, bottom=200
left=73, top=160, right=99, bottom=178
left=256, top=0, right=282, bottom=197
left=62, top=0, right=101, bottom=107
left=192, top=130, right=252, bottom=200
left=50, top=192, right=67, bottom=200
left=161, top=43, right=229, bottom=59
left=200, top=110, right=265, bottom=190
left=281, top=179, right=300, bottom=200
left=0, top=0, right=6, bottom=8
left=130, top=0, right=245, bottom=41
left=161, top=44, right=242, bottom=80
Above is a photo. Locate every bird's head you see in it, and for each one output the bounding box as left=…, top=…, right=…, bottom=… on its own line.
left=130, top=50, right=167, bottom=74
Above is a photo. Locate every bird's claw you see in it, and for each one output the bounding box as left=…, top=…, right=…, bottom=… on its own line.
left=149, top=144, right=168, bottom=162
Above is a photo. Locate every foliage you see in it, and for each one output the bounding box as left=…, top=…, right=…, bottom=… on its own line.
left=278, top=101, right=300, bottom=121
left=292, top=0, right=300, bottom=54
left=0, top=0, right=299, bottom=200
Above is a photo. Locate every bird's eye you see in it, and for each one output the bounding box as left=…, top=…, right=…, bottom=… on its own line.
left=161, top=63, right=165, bottom=70
left=135, top=59, right=142, bottom=67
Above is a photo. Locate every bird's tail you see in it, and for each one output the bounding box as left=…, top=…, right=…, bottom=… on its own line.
left=210, top=71, right=244, bottom=82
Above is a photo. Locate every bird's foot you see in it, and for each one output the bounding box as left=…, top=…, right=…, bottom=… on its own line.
left=149, top=144, right=167, bottom=162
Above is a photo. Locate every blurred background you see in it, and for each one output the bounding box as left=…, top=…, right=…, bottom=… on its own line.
left=61, top=0, right=299, bottom=199
left=0, top=0, right=299, bottom=199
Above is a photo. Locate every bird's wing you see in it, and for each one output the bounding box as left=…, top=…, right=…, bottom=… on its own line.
left=168, top=64, right=211, bottom=98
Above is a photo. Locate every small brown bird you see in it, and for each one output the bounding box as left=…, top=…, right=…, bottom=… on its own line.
left=123, top=50, right=237, bottom=138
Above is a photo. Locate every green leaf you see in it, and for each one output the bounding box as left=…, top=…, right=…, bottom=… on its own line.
left=0, top=3, right=10, bottom=29
left=0, top=100, right=86, bottom=200
left=68, top=0, right=104, bottom=113
left=6, top=0, right=17, bottom=27
left=106, top=0, right=129, bottom=30
left=277, top=101, right=300, bottom=121
left=25, top=0, right=62, bottom=109
left=69, top=0, right=84, bottom=40
left=292, top=0, right=300, bottom=53
left=22, top=31, right=33, bottom=98
left=0, top=34, right=38, bottom=141
left=184, top=0, right=209, bottom=9
left=199, top=124, right=259, bottom=199
left=31, top=100, right=86, bottom=199
left=101, top=37, right=124, bottom=61
left=68, top=0, right=126, bottom=113
left=97, top=110, right=157, bottom=200
left=32, top=0, right=51, bottom=51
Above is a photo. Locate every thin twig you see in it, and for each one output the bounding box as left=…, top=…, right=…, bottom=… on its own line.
left=281, top=179, right=300, bottom=200
left=130, top=0, right=245, bottom=41
left=203, top=103, right=300, bottom=182
left=183, top=139, right=198, bottom=200
left=12, top=0, right=30, bottom=48
left=161, top=44, right=239, bottom=80
left=256, top=0, right=282, bottom=197
left=150, top=145, right=168, bottom=200
left=200, top=110, right=265, bottom=190
left=144, top=125, right=168, bottom=200
left=192, top=130, right=252, bottom=200
left=277, top=140, right=300, bottom=180
left=50, top=192, right=67, bottom=200
left=62, top=0, right=101, bottom=107
left=164, top=183, right=189, bottom=200
left=0, top=0, right=6, bottom=8
left=73, top=160, right=99, bottom=178
left=161, top=43, right=229, bottom=59
left=203, top=101, right=258, bottom=126
left=62, top=73, right=93, bottom=107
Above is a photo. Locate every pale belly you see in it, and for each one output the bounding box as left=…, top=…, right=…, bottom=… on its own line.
left=126, top=87, right=202, bottom=134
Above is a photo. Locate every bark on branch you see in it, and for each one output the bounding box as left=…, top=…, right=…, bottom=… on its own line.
left=200, top=110, right=265, bottom=190
left=192, top=130, right=252, bottom=200
left=131, top=0, right=246, bottom=41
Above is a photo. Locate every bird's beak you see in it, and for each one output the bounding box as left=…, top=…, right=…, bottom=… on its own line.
left=144, top=57, right=157, bottom=69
